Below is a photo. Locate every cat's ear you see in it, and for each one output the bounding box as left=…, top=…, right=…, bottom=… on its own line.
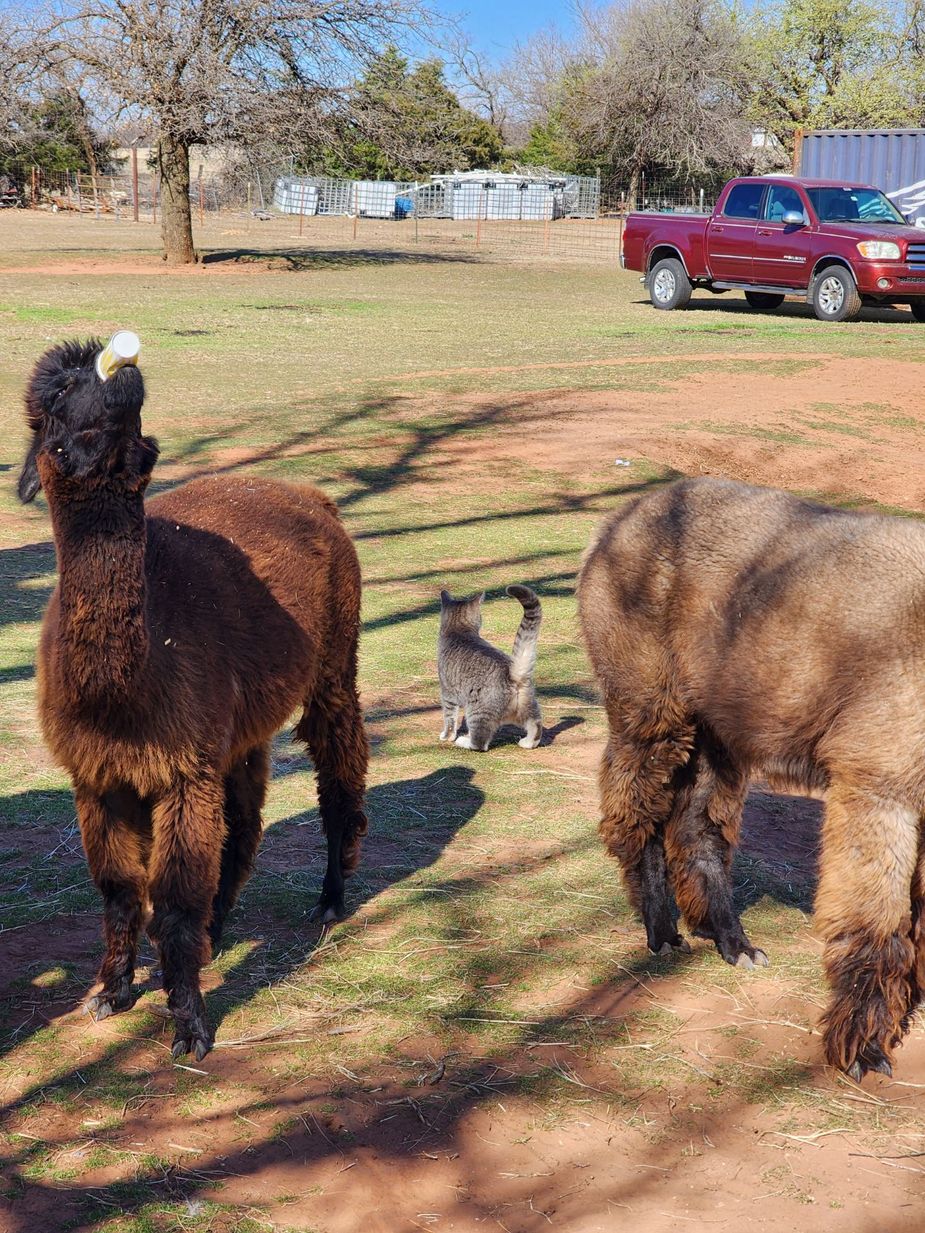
left=476, top=592, right=486, bottom=606
left=440, top=589, right=452, bottom=606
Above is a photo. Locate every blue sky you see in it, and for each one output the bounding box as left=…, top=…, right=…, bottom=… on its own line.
left=440, top=0, right=576, bottom=58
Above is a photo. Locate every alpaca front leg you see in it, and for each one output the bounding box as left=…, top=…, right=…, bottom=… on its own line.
left=816, top=786, right=919, bottom=1079
left=149, top=776, right=224, bottom=1061
left=599, top=732, right=689, bottom=954
left=75, top=786, right=148, bottom=1020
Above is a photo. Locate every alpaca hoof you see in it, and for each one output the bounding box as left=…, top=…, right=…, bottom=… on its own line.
left=728, top=947, right=769, bottom=969
left=171, top=1032, right=213, bottom=1063
left=653, top=934, right=690, bottom=956
left=86, top=988, right=137, bottom=1020
left=309, top=897, right=344, bottom=924
left=845, top=1043, right=893, bottom=1082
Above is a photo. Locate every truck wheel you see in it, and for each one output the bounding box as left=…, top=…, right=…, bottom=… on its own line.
left=648, top=258, right=692, bottom=311
left=745, top=291, right=784, bottom=311
left=811, top=265, right=862, bottom=322
left=911, top=302, right=925, bottom=322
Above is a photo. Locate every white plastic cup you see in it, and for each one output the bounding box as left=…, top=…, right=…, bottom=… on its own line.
left=96, top=330, right=141, bottom=381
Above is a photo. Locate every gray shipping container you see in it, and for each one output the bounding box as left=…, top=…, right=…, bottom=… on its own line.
left=800, top=128, right=925, bottom=222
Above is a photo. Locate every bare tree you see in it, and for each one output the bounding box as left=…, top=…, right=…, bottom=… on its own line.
left=22, top=0, right=427, bottom=263
left=502, top=25, right=579, bottom=147
left=0, top=17, right=34, bottom=154
left=442, top=31, right=512, bottom=138
left=572, top=0, right=753, bottom=203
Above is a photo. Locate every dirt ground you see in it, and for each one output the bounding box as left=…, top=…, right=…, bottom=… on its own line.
left=413, top=351, right=925, bottom=513
left=3, top=234, right=925, bottom=1232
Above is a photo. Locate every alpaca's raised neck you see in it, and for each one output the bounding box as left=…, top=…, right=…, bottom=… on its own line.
left=46, top=477, right=149, bottom=703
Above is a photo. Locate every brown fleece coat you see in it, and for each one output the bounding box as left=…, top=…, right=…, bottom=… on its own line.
left=579, top=476, right=925, bottom=1080
left=19, top=339, right=368, bottom=1062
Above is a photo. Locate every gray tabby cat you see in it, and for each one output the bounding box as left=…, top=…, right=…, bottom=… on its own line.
left=438, top=585, right=543, bottom=751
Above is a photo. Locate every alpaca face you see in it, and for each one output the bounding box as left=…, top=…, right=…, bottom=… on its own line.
left=18, top=338, right=158, bottom=503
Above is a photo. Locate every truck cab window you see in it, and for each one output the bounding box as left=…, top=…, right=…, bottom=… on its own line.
left=723, top=183, right=764, bottom=220
left=764, top=186, right=807, bottom=223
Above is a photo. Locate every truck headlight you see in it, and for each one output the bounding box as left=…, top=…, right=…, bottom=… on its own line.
left=856, top=241, right=901, bottom=260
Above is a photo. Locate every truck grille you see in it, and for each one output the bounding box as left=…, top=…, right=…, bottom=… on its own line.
left=908, top=243, right=925, bottom=270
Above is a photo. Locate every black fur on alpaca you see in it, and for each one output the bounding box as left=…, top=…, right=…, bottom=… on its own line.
left=19, top=338, right=368, bottom=1061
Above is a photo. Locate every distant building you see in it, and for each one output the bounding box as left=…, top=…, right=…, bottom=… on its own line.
left=108, top=144, right=239, bottom=180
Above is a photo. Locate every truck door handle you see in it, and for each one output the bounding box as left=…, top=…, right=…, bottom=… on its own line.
left=757, top=228, right=773, bottom=235
left=712, top=225, right=724, bottom=232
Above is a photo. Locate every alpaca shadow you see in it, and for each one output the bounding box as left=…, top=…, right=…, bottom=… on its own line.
left=182, top=764, right=485, bottom=1039
left=733, top=786, right=822, bottom=914
left=0, top=767, right=485, bottom=1065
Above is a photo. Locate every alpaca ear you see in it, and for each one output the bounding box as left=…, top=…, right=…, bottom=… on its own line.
left=18, top=437, right=41, bottom=503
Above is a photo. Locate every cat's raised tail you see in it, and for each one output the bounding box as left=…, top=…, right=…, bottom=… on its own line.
left=506, top=585, right=542, bottom=682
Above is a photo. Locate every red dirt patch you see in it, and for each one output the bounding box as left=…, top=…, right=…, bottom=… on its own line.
left=423, top=354, right=925, bottom=511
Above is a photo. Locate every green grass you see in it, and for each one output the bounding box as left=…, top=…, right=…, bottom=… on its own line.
left=1, top=213, right=924, bottom=1230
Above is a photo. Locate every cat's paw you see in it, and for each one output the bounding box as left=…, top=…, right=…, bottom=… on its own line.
left=439, top=730, right=451, bottom=741
left=454, top=734, right=474, bottom=749
left=518, top=735, right=541, bottom=749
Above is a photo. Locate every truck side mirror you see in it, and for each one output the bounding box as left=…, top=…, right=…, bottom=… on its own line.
left=782, top=210, right=806, bottom=227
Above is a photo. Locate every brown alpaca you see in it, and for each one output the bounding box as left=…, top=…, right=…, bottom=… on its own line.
left=579, top=476, right=925, bottom=1081
left=18, top=339, right=368, bottom=1061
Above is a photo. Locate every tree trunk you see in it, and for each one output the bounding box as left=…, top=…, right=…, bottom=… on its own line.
left=157, top=131, right=196, bottom=265
left=626, top=165, right=640, bottom=214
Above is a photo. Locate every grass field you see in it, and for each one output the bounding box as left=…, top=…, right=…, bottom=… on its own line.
left=2, top=212, right=925, bottom=1232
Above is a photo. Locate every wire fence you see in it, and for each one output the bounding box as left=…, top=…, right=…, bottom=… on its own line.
left=1, top=162, right=721, bottom=264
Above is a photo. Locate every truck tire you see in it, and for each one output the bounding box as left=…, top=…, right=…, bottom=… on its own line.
left=811, top=265, right=862, bottom=322
left=648, top=257, right=692, bottom=311
left=911, top=302, right=925, bottom=322
left=745, top=291, right=784, bottom=311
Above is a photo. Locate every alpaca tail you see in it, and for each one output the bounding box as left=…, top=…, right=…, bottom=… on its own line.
left=507, top=585, right=542, bottom=681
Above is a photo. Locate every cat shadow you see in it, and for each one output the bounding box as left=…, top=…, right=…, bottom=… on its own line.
left=490, top=714, right=584, bottom=747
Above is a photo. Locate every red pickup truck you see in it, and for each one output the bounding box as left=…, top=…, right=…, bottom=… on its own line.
left=622, top=175, right=925, bottom=322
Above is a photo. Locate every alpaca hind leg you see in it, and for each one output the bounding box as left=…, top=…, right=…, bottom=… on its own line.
left=77, top=786, right=149, bottom=1020
left=209, top=744, right=269, bottom=949
left=816, top=784, right=919, bottom=1079
left=664, top=736, right=762, bottom=967
left=148, top=775, right=225, bottom=1060
left=598, top=717, right=695, bottom=955
left=296, top=679, right=369, bottom=924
